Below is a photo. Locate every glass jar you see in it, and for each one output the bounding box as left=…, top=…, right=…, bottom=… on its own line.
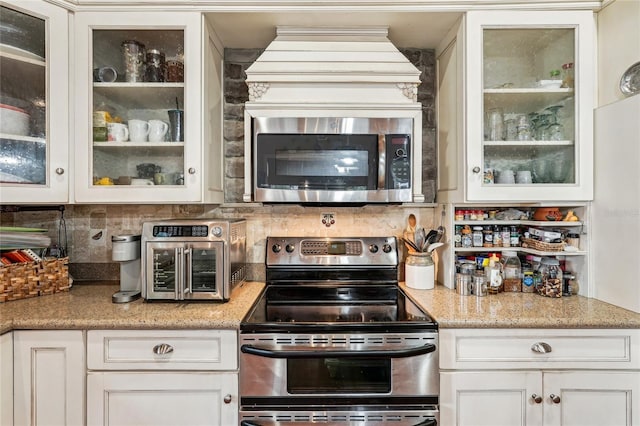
left=472, top=226, right=484, bottom=247
left=405, top=252, right=434, bottom=290
left=122, top=40, right=146, bottom=82
left=502, top=251, right=522, bottom=292
left=483, top=226, right=493, bottom=247
left=538, top=257, right=563, bottom=297
left=561, top=62, right=574, bottom=88
left=486, top=253, right=503, bottom=294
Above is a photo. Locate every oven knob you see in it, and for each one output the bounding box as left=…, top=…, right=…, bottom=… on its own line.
left=272, top=244, right=282, bottom=253
left=211, top=226, right=223, bottom=237
left=382, top=243, right=393, bottom=253
left=369, top=244, right=379, bottom=253
left=286, top=244, right=295, bottom=253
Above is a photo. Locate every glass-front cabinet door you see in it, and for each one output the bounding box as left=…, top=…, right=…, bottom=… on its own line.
left=465, top=11, right=594, bottom=201
left=0, top=0, right=69, bottom=203
left=74, top=12, right=203, bottom=203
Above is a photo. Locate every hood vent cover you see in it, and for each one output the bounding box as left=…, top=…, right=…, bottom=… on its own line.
left=245, top=26, right=422, bottom=104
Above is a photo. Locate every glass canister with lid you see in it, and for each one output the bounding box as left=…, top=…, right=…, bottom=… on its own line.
left=538, top=257, right=563, bottom=297
left=502, top=251, right=522, bottom=292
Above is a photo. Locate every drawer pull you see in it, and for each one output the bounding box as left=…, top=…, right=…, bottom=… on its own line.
left=153, top=343, right=174, bottom=355
left=550, top=394, right=561, bottom=404
left=531, top=394, right=542, bottom=404
left=223, top=394, right=232, bottom=404
left=531, top=342, right=552, bottom=354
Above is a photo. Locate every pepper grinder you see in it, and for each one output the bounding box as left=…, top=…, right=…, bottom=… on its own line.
left=111, top=235, right=142, bottom=303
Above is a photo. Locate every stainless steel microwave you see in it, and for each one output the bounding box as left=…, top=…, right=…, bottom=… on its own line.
left=252, top=117, right=414, bottom=203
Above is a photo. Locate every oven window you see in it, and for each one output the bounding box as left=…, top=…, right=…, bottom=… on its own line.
left=287, top=358, right=391, bottom=394
left=191, top=248, right=218, bottom=292
left=152, top=248, right=176, bottom=292
left=275, top=150, right=369, bottom=177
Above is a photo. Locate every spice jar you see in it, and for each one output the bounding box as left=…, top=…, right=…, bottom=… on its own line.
left=405, top=252, right=434, bottom=290
left=483, top=226, right=493, bottom=247
left=522, top=262, right=535, bottom=293
left=472, top=226, right=483, bottom=247
left=538, top=257, right=563, bottom=297
left=502, top=251, right=522, bottom=292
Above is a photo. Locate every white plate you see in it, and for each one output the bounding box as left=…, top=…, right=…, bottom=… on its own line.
left=620, top=61, right=640, bottom=97
left=0, top=42, right=44, bottom=62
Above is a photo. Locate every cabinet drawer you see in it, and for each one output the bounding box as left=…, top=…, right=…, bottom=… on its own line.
left=440, top=329, right=640, bottom=370
left=87, top=330, right=237, bottom=371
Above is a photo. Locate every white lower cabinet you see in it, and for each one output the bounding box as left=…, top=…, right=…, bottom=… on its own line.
left=13, top=330, right=85, bottom=426
left=440, top=329, right=640, bottom=426
left=1, top=332, right=13, bottom=426
left=86, top=329, right=238, bottom=426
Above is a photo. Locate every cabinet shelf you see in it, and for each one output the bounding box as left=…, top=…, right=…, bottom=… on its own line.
left=454, top=220, right=583, bottom=227
left=93, top=141, right=184, bottom=148
left=453, top=246, right=586, bottom=257
left=484, top=89, right=574, bottom=112
left=93, top=84, right=184, bottom=110
left=0, top=134, right=45, bottom=144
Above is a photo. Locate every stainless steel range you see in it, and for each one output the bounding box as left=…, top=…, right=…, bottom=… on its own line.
left=239, top=236, right=439, bottom=426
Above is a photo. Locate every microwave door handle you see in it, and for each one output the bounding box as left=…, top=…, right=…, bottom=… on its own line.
left=240, top=343, right=436, bottom=359
left=378, top=134, right=386, bottom=189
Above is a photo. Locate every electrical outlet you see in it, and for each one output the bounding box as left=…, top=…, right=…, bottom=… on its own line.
left=321, top=212, right=336, bottom=227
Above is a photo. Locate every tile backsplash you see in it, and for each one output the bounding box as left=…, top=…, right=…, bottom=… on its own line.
left=1, top=204, right=438, bottom=280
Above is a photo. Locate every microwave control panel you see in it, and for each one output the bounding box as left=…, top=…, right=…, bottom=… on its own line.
left=386, top=134, right=411, bottom=189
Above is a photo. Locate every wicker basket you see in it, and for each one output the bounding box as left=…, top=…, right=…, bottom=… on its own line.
left=0, top=257, right=70, bottom=302
left=521, top=238, right=565, bottom=253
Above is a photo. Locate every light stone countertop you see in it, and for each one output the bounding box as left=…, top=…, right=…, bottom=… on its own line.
left=3, top=281, right=640, bottom=333
left=402, top=283, right=640, bottom=328
left=0, top=281, right=265, bottom=334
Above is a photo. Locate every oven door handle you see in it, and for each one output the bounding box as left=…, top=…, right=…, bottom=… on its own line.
left=240, top=343, right=436, bottom=359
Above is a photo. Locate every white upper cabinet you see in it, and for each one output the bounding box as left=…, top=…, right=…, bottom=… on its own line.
left=73, top=12, right=223, bottom=204
left=439, top=10, right=595, bottom=202
left=0, top=0, right=70, bottom=203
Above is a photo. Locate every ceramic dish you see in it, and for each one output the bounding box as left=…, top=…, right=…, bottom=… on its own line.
left=0, top=103, right=30, bottom=136
left=620, top=61, right=640, bottom=97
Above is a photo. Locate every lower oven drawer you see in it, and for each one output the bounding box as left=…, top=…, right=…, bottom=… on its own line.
left=239, top=332, right=439, bottom=398
left=240, top=407, right=438, bottom=426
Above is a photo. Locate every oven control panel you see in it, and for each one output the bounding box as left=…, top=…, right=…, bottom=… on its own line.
left=152, top=225, right=209, bottom=238
left=266, top=236, right=398, bottom=267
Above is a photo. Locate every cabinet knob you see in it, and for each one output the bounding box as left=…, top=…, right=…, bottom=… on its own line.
left=472, top=166, right=481, bottom=174
left=188, top=167, right=196, bottom=174
left=550, top=394, right=561, bottom=404
left=223, top=394, right=232, bottom=404
left=531, top=394, right=542, bottom=404
left=152, top=343, right=174, bottom=355
left=531, top=342, right=552, bottom=353
left=55, top=167, right=65, bottom=175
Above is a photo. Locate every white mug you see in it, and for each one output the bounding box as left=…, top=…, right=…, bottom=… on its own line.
left=516, top=170, right=533, bottom=184
left=148, top=120, right=169, bottom=142
left=107, top=122, right=129, bottom=142
left=128, top=119, right=150, bottom=142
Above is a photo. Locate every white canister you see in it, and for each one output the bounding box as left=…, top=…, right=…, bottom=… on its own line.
left=405, top=252, right=435, bottom=290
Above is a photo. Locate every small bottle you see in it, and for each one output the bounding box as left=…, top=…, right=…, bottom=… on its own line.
left=483, top=226, right=493, bottom=247
left=461, top=226, right=473, bottom=248
left=487, top=253, right=503, bottom=294
left=472, top=226, right=484, bottom=247
left=502, top=251, right=522, bottom=292
left=510, top=226, right=520, bottom=247
left=492, top=225, right=502, bottom=247
left=522, top=262, right=535, bottom=293
left=502, top=227, right=511, bottom=248
left=454, top=225, right=462, bottom=247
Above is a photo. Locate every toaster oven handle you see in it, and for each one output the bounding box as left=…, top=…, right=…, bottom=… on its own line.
left=240, top=343, right=436, bottom=359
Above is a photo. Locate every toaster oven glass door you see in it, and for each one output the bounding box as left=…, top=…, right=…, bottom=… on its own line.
left=145, top=241, right=225, bottom=300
